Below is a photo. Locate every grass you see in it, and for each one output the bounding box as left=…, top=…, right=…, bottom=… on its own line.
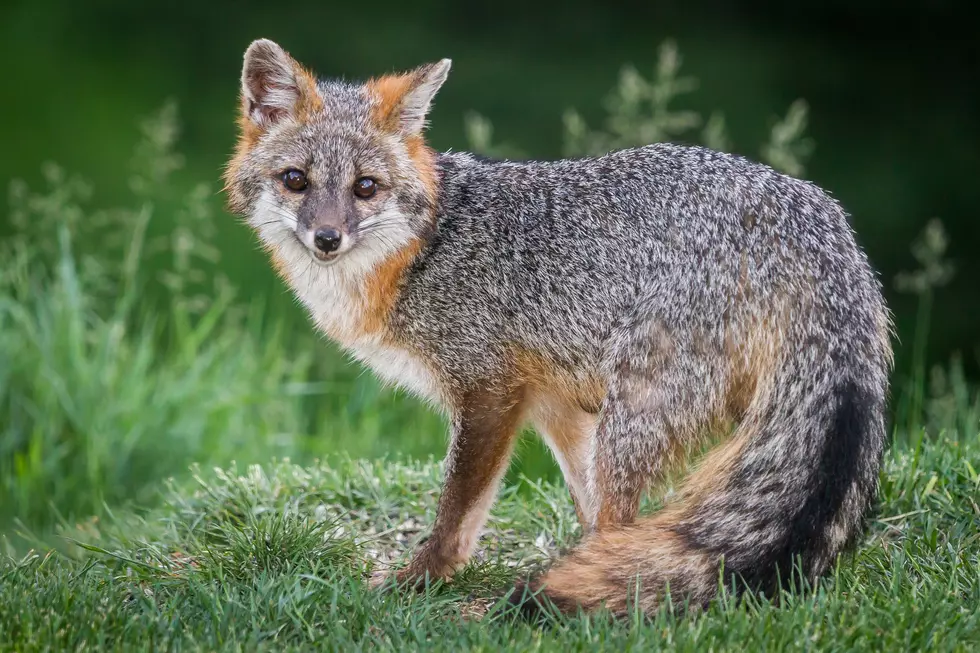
left=2, top=425, right=979, bottom=651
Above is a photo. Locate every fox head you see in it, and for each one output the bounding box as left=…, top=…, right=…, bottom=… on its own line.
left=224, top=39, right=450, bottom=275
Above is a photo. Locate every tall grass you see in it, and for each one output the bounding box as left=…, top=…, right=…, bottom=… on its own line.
left=0, top=105, right=447, bottom=536
left=0, top=131, right=304, bottom=531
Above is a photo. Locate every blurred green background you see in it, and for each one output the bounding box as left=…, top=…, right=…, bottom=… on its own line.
left=3, top=1, right=978, bottom=368
left=1, top=0, right=978, bottom=536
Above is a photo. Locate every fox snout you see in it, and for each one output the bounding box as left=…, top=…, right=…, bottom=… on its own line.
left=312, top=228, right=343, bottom=254
left=296, top=222, right=352, bottom=262
left=295, top=196, right=355, bottom=262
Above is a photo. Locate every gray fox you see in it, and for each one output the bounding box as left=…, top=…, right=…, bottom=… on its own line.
left=224, top=39, right=894, bottom=617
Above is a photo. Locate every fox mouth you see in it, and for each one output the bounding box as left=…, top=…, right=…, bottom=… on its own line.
left=312, top=250, right=341, bottom=264
left=290, top=232, right=344, bottom=266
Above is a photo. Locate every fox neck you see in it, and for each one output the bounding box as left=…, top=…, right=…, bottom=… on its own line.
left=258, top=194, right=428, bottom=349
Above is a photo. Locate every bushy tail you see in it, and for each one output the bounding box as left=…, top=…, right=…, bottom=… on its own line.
left=512, top=358, right=889, bottom=618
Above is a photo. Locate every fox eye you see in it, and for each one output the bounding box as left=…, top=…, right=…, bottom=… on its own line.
left=281, top=169, right=308, bottom=192
left=353, top=177, right=377, bottom=199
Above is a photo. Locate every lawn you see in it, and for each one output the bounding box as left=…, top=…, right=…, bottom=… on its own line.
left=2, top=424, right=979, bottom=651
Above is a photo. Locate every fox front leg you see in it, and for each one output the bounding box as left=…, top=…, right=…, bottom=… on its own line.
left=377, top=385, right=524, bottom=589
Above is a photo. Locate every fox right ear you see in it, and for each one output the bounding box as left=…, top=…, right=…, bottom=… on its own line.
left=367, top=59, right=452, bottom=136
left=240, top=39, right=318, bottom=129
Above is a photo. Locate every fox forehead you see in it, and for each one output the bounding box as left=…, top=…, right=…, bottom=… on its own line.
left=257, top=80, right=372, bottom=151
left=247, top=87, right=399, bottom=178
left=252, top=121, right=392, bottom=174
left=313, top=80, right=374, bottom=123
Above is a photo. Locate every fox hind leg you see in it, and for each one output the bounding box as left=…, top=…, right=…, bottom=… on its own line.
left=591, top=318, right=725, bottom=531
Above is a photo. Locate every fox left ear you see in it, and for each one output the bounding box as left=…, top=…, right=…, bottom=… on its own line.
left=369, top=59, right=452, bottom=136
left=240, top=39, right=319, bottom=129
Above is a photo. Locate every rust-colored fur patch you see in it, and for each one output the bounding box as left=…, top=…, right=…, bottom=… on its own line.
left=395, top=383, right=526, bottom=586
left=724, top=299, right=791, bottom=420
left=531, top=517, right=715, bottom=615
left=512, top=349, right=605, bottom=415
left=293, top=66, right=324, bottom=118
left=365, top=73, right=415, bottom=131
left=527, top=387, right=597, bottom=526
left=514, top=347, right=603, bottom=527
left=405, top=135, right=439, bottom=204
left=221, top=119, right=261, bottom=214
left=360, top=238, right=423, bottom=335
left=532, top=401, right=590, bottom=470
left=679, top=429, right=753, bottom=503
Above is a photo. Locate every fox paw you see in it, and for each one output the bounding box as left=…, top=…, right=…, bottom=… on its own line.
left=368, top=564, right=451, bottom=592
left=368, top=568, right=395, bottom=590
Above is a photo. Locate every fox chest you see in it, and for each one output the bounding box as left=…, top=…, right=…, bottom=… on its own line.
left=309, top=295, right=436, bottom=401
left=291, top=261, right=445, bottom=407
left=345, top=336, right=445, bottom=406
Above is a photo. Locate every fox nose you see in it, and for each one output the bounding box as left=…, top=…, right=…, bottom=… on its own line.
left=313, top=228, right=342, bottom=254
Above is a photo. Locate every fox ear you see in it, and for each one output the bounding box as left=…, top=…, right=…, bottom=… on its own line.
left=240, top=39, right=318, bottom=128
left=400, top=59, right=452, bottom=134
left=368, top=59, right=452, bottom=136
